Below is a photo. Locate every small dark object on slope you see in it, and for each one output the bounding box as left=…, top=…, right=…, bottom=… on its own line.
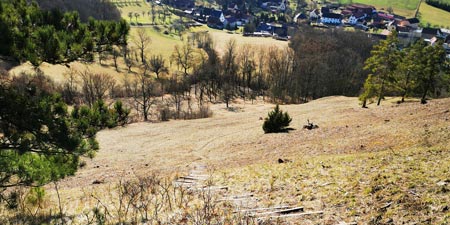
left=92, top=179, right=104, bottom=184
left=278, top=158, right=292, bottom=163
left=303, top=119, right=319, bottom=130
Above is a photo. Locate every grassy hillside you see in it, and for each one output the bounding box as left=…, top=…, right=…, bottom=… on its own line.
left=1, top=96, right=449, bottom=224
left=339, top=0, right=420, bottom=17
left=419, top=2, right=450, bottom=28
left=219, top=145, right=450, bottom=224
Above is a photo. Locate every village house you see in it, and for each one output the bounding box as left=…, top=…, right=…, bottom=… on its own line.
left=421, top=27, right=445, bottom=39
left=407, top=18, right=420, bottom=29
left=321, top=13, right=342, bottom=25
left=309, top=9, right=320, bottom=21
left=348, top=11, right=366, bottom=25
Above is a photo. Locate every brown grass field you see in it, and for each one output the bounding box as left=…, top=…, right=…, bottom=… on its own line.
left=32, top=96, right=449, bottom=224
left=59, top=96, right=450, bottom=188
left=2, top=1, right=450, bottom=222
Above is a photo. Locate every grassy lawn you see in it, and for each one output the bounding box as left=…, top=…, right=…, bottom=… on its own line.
left=338, top=0, right=420, bottom=17
left=419, top=2, right=450, bottom=28
left=130, top=26, right=183, bottom=60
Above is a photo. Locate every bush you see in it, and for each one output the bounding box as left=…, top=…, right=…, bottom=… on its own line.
left=263, top=105, right=292, bottom=133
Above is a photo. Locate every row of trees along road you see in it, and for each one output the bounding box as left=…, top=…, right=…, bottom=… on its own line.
left=0, top=0, right=129, bottom=66
left=360, top=32, right=450, bottom=107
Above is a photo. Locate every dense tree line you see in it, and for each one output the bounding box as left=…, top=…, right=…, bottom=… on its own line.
left=287, top=27, right=374, bottom=102
left=0, top=0, right=129, bottom=66
left=425, top=0, right=450, bottom=13
left=360, top=32, right=450, bottom=106
left=35, top=0, right=122, bottom=22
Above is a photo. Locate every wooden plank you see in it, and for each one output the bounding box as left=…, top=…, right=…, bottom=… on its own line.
left=256, top=211, right=324, bottom=219
left=252, top=206, right=304, bottom=216
left=226, top=194, right=254, bottom=199
left=236, top=205, right=290, bottom=213
left=337, top=222, right=357, bottom=225
left=178, top=176, right=207, bottom=181
left=191, top=186, right=229, bottom=191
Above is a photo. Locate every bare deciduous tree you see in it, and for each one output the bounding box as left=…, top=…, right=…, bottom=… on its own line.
left=79, top=70, right=116, bottom=106
left=132, top=66, right=157, bottom=121
left=239, top=44, right=256, bottom=96
left=133, top=29, right=152, bottom=64
left=171, top=43, right=195, bottom=77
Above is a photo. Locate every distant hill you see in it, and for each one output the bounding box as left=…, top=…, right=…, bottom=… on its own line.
left=35, top=0, right=121, bottom=22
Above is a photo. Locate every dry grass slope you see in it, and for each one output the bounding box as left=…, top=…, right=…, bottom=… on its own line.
left=1, top=96, right=449, bottom=224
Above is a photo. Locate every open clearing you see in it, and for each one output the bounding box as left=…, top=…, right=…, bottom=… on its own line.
left=47, top=96, right=450, bottom=223
left=59, top=96, right=450, bottom=188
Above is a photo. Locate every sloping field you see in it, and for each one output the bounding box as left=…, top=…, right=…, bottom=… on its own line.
left=340, top=0, right=420, bottom=17
left=419, top=2, right=450, bottom=27
left=4, top=96, right=440, bottom=224
left=59, top=96, right=450, bottom=191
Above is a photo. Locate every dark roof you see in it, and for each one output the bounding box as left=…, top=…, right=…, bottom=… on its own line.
left=298, top=13, right=307, bottom=19
left=211, top=10, right=223, bottom=18
left=322, top=13, right=342, bottom=19
left=397, top=26, right=411, bottom=33
left=351, top=3, right=374, bottom=10
left=226, top=16, right=237, bottom=23
left=422, top=27, right=440, bottom=35
left=407, top=18, right=420, bottom=24
left=202, top=7, right=213, bottom=16
left=394, top=14, right=406, bottom=20
left=353, top=11, right=366, bottom=18
left=207, top=16, right=223, bottom=25
left=256, top=23, right=272, bottom=32
left=321, top=7, right=330, bottom=14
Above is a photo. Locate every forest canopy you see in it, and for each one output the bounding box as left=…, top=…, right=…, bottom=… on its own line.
left=0, top=0, right=129, bottom=66
left=35, top=0, right=122, bottom=22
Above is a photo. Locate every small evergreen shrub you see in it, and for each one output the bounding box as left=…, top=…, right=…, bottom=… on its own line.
left=263, top=105, right=292, bottom=133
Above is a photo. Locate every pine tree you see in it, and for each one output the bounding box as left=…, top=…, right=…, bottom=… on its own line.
left=263, top=105, right=292, bottom=133
left=0, top=82, right=98, bottom=188
left=416, top=41, right=448, bottom=104
left=362, top=32, right=400, bottom=106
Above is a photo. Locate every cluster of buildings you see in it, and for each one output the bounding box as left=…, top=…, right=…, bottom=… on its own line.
left=303, top=3, right=450, bottom=52
left=189, top=5, right=252, bottom=30
left=164, top=0, right=450, bottom=50
left=166, top=0, right=289, bottom=37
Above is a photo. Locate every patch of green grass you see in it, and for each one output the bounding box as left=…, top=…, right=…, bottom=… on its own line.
left=419, top=3, right=450, bottom=28
left=338, top=0, right=421, bottom=17
left=129, top=27, right=183, bottom=63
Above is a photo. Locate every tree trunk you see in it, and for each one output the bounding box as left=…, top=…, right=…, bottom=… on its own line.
left=362, top=99, right=367, bottom=108
left=421, top=88, right=428, bottom=104
left=377, top=79, right=385, bottom=106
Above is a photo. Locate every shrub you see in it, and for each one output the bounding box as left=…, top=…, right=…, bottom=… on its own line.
left=263, top=105, right=292, bottom=133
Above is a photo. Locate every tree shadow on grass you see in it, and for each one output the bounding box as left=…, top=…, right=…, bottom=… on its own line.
left=265, top=127, right=296, bottom=133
